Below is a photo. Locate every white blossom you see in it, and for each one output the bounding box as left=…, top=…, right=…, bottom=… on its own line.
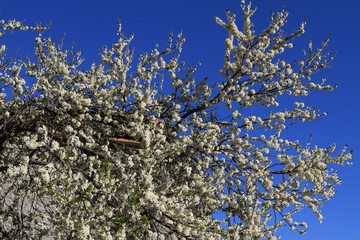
left=0, top=4, right=352, bottom=240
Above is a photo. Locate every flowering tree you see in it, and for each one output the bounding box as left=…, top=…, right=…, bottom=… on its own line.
left=0, top=2, right=352, bottom=240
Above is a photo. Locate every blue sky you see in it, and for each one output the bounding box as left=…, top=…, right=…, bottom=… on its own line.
left=1, top=0, right=359, bottom=239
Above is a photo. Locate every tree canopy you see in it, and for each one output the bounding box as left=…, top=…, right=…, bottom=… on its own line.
left=0, top=2, right=352, bottom=239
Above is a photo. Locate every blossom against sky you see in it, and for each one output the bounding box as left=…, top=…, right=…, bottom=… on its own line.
left=1, top=0, right=359, bottom=239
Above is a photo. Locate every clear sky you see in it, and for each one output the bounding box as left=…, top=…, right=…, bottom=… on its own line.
left=1, top=0, right=359, bottom=239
